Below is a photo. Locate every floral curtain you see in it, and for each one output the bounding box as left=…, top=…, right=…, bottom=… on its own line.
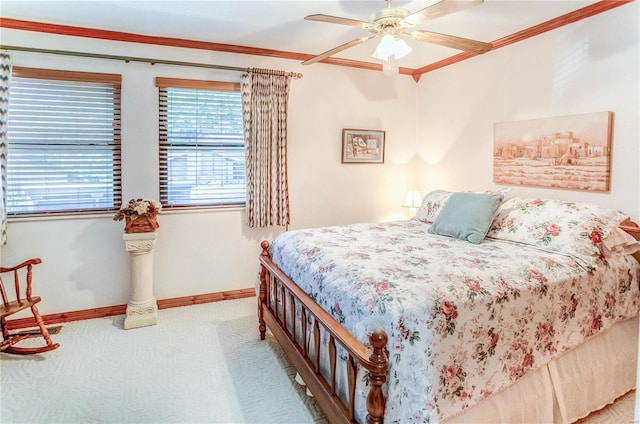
left=0, top=53, right=11, bottom=246
left=240, top=69, right=291, bottom=228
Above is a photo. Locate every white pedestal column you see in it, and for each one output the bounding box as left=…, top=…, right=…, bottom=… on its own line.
left=123, top=231, right=158, bottom=330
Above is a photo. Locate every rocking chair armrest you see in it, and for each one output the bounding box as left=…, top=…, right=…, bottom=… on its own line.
left=0, top=258, right=42, bottom=273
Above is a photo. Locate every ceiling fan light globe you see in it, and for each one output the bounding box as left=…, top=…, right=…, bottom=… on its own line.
left=392, top=38, right=412, bottom=59
left=372, top=34, right=395, bottom=59
left=371, top=35, right=412, bottom=60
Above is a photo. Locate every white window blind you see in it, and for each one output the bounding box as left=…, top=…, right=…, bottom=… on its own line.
left=7, top=68, right=121, bottom=215
left=158, top=81, right=246, bottom=208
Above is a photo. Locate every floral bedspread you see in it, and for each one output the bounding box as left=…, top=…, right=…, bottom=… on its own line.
left=269, top=219, right=640, bottom=423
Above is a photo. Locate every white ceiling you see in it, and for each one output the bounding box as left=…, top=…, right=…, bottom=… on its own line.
left=1, top=1, right=601, bottom=69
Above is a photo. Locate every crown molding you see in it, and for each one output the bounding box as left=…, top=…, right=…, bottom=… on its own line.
left=0, top=1, right=632, bottom=82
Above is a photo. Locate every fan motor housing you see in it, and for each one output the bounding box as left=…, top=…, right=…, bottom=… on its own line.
left=371, top=7, right=412, bottom=32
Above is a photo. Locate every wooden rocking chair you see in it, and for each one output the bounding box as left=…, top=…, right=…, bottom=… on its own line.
left=0, top=258, right=60, bottom=354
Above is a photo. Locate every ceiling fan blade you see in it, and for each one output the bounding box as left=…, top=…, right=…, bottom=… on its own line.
left=410, top=30, right=491, bottom=54
left=404, top=0, right=483, bottom=26
left=305, top=14, right=372, bottom=29
left=302, top=36, right=376, bottom=65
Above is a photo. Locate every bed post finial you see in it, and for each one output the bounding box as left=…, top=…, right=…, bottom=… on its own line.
left=366, top=329, right=388, bottom=424
left=260, top=240, right=271, bottom=257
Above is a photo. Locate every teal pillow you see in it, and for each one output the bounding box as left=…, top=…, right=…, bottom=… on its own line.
left=428, top=192, right=504, bottom=244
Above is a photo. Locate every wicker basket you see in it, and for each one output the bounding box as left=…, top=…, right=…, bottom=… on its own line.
left=124, top=214, right=159, bottom=234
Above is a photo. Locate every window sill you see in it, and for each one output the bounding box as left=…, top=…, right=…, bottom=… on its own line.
left=7, top=205, right=246, bottom=223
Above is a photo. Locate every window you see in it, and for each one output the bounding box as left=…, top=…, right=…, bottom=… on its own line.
left=7, top=67, right=121, bottom=216
left=157, top=78, right=246, bottom=208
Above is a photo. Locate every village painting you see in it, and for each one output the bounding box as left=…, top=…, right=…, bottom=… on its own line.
left=493, top=111, right=613, bottom=192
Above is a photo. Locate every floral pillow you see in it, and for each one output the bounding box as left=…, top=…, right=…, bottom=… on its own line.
left=413, top=188, right=512, bottom=223
left=413, top=190, right=452, bottom=223
left=482, top=187, right=512, bottom=197
left=486, top=197, right=629, bottom=262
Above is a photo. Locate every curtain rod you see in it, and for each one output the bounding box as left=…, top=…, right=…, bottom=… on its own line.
left=0, top=45, right=303, bottom=79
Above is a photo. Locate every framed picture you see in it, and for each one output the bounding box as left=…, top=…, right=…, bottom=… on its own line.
left=493, top=111, right=613, bottom=192
left=342, top=128, right=385, bottom=164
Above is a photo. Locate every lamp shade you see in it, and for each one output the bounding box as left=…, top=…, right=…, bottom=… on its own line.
left=402, top=189, right=422, bottom=209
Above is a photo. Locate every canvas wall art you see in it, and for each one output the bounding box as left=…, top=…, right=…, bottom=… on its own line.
left=493, top=111, right=613, bottom=192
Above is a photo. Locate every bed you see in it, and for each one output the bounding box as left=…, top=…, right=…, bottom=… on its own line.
left=257, top=192, right=640, bottom=424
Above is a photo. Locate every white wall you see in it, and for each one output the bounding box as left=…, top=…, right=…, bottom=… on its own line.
left=0, top=30, right=418, bottom=314
left=2, top=2, right=637, bottom=316
left=414, top=2, right=639, bottom=221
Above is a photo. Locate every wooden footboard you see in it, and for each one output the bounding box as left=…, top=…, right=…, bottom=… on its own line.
left=258, top=241, right=389, bottom=424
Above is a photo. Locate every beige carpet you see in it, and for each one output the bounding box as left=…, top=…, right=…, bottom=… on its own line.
left=0, top=297, right=635, bottom=423
left=576, top=390, right=635, bottom=424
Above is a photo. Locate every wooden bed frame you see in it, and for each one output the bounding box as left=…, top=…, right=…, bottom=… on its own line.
left=258, top=220, right=640, bottom=424
left=258, top=241, right=387, bottom=424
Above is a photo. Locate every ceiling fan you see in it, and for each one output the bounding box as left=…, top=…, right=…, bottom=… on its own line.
left=302, top=0, right=492, bottom=66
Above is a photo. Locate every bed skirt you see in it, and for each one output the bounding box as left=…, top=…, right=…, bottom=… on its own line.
left=445, top=316, right=638, bottom=423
